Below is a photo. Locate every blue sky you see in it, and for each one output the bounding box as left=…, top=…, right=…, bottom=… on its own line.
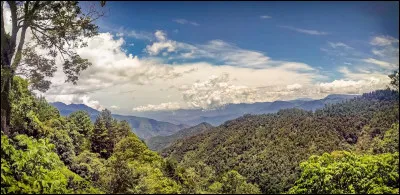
left=31, top=1, right=399, bottom=113
left=95, top=1, right=398, bottom=73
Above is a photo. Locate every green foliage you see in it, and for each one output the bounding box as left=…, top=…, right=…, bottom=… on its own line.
left=68, top=111, right=94, bottom=137
left=147, top=122, right=213, bottom=151
left=1, top=134, right=101, bottom=194
left=91, top=115, right=111, bottom=158
left=288, top=151, right=399, bottom=194
left=102, top=135, right=181, bottom=194
left=164, top=89, right=399, bottom=193
left=356, top=122, right=399, bottom=155
left=46, top=118, right=77, bottom=167
left=3, top=75, right=399, bottom=194
left=71, top=150, right=106, bottom=189
left=208, top=170, right=261, bottom=194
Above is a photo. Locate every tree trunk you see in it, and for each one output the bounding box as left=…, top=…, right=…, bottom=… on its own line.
left=1, top=68, right=11, bottom=136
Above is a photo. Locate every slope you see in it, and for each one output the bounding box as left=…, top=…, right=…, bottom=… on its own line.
left=50, top=102, right=189, bottom=140
left=162, top=90, right=399, bottom=193
left=146, top=122, right=214, bottom=151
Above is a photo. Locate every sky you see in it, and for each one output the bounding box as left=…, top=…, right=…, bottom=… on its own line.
left=4, top=1, right=400, bottom=115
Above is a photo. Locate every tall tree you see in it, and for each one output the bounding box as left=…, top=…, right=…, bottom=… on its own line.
left=1, top=1, right=105, bottom=135
left=389, top=71, right=399, bottom=91
left=91, top=115, right=109, bottom=158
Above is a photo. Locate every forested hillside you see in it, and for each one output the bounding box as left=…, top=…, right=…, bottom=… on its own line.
left=2, top=77, right=399, bottom=194
left=51, top=102, right=190, bottom=140
left=1, top=1, right=398, bottom=194
left=163, top=89, right=399, bottom=193
left=146, top=122, right=213, bottom=151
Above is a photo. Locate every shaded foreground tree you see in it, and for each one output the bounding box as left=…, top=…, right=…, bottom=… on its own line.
left=1, top=1, right=105, bottom=135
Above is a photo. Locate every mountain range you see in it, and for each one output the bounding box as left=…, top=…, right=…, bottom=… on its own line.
left=132, top=94, right=360, bottom=126
left=50, top=102, right=189, bottom=140
left=51, top=94, right=358, bottom=140
left=146, top=122, right=213, bottom=151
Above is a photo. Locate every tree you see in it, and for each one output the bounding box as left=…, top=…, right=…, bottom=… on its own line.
left=1, top=134, right=102, bottom=194
left=1, top=1, right=105, bottom=136
left=68, top=111, right=94, bottom=137
left=208, top=170, right=261, bottom=194
left=91, top=116, right=110, bottom=158
left=71, top=150, right=106, bottom=189
left=389, top=71, right=399, bottom=91
left=68, top=111, right=94, bottom=153
left=288, top=151, right=399, bottom=194
left=102, top=135, right=181, bottom=194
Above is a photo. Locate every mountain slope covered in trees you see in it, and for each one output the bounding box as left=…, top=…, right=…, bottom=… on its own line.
left=163, top=89, right=399, bottom=193
left=146, top=122, right=214, bottom=151
left=51, top=102, right=189, bottom=140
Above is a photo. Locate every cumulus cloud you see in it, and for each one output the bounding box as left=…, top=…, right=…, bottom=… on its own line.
left=279, top=25, right=329, bottom=35
left=46, top=94, right=104, bottom=111
left=173, top=18, right=199, bottom=26
left=287, top=83, right=303, bottom=90
left=43, top=32, right=187, bottom=105
left=318, top=79, right=383, bottom=94
left=178, top=73, right=257, bottom=109
left=145, top=30, right=181, bottom=55
left=34, top=26, right=393, bottom=113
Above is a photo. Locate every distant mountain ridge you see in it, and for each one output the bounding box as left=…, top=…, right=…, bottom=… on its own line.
left=51, top=94, right=359, bottom=139
left=146, top=122, right=214, bottom=151
left=133, top=94, right=360, bottom=126
left=50, top=102, right=189, bottom=140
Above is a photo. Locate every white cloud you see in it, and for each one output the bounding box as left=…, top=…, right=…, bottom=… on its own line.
left=110, top=105, right=120, bottom=110
left=145, top=33, right=275, bottom=68
left=328, top=42, right=353, bottom=49
left=318, top=78, right=383, bottom=94
left=371, top=49, right=385, bottom=57
left=173, top=19, right=199, bottom=26
left=133, top=102, right=182, bottom=111
left=145, top=30, right=180, bottom=55
left=35, top=27, right=393, bottom=113
left=279, top=25, right=329, bottom=35
left=179, top=73, right=257, bottom=109
left=287, top=83, right=302, bottom=90
left=260, top=15, right=272, bottom=19
left=46, top=94, right=104, bottom=111
left=279, top=62, right=315, bottom=71
left=362, top=58, right=391, bottom=68
left=113, top=27, right=154, bottom=41
left=370, top=35, right=399, bottom=46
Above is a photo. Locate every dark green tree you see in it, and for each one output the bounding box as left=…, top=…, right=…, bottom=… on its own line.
left=389, top=71, right=399, bottom=91
left=91, top=116, right=110, bottom=158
